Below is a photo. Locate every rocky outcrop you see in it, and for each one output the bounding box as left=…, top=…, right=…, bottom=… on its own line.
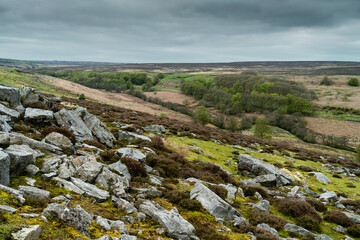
left=0, top=151, right=10, bottom=186
left=44, top=132, right=74, bottom=153
left=116, top=148, right=146, bottom=163
left=11, top=225, right=41, bottom=240
left=0, top=85, right=21, bottom=107
left=190, top=182, right=242, bottom=221
left=71, top=177, right=110, bottom=201
left=9, top=132, right=62, bottom=154
left=238, top=154, right=294, bottom=185
left=76, top=160, right=104, bottom=183
left=144, top=125, right=166, bottom=134
left=6, top=144, right=44, bottom=162
left=24, top=108, right=54, bottom=123
left=140, top=200, right=198, bottom=240
left=4, top=147, right=34, bottom=176
left=95, top=167, right=129, bottom=198
left=42, top=203, right=92, bottom=236
left=0, top=103, right=20, bottom=120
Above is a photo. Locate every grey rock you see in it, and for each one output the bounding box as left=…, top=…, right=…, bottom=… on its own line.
left=42, top=203, right=91, bottom=236
left=97, top=216, right=112, bottom=231
left=234, top=216, right=249, bottom=228
left=4, top=148, right=33, bottom=176
left=112, top=196, right=137, bottom=214
left=54, top=108, right=94, bottom=142
left=0, top=103, right=20, bottom=119
left=76, top=160, right=103, bottom=183
left=73, top=107, right=115, bottom=148
left=144, top=124, right=166, bottom=134
left=18, top=185, right=51, bottom=199
left=0, top=115, right=12, bottom=132
left=41, top=172, right=57, bottom=181
left=255, top=174, right=277, bottom=187
left=284, top=223, right=315, bottom=237
left=149, top=174, right=164, bottom=186
left=9, top=132, right=62, bottom=154
left=238, top=154, right=294, bottom=185
left=25, top=177, right=36, bottom=186
left=110, top=220, right=127, bottom=233
left=71, top=177, right=110, bottom=201
left=190, top=182, right=242, bottom=221
left=24, top=108, right=54, bottom=123
left=344, top=236, right=355, bottom=240
left=58, top=161, right=76, bottom=180
left=253, top=200, right=270, bottom=212
left=140, top=200, right=198, bottom=240
left=11, top=225, right=41, bottom=240
left=20, top=86, right=40, bottom=104
left=239, top=178, right=261, bottom=187
left=257, top=223, right=279, bottom=237
left=116, top=148, right=146, bottom=163
left=53, top=177, right=85, bottom=195
left=44, top=132, right=73, bottom=153
left=319, top=191, right=338, bottom=202
left=25, top=164, right=40, bottom=175
left=311, top=172, right=331, bottom=184
left=18, top=213, right=40, bottom=218
left=333, top=225, right=345, bottom=233
left=343, top=211, right=360, bottom=224
left=0, top=85, right=21, bottom=107
left=0, top=151, right=10, bottom=186
left=41, top=156, right=63, bottom=174
left=315, top=234, right=333, bottom=240
left=237, top=187, right=245, bottom=198
left=121, top=216, right=135, bottom=224
left=52, top=195, right=67, bottom=202
left=0, top=184, right=26, bottom=203
left=120, top=235, right=137, bottom=240
left=95, top=167, right=129, bottom=198
left=288, top=186, right=300, bottom=198
left=6, top=144, right=44, bottom=162
left=118, top=130, right=151, bottom=142
left=254, top=191, right=263, bottom=200
left=0, top=204, right=17, bottom=213
left=219, top=184, right=237, bottom=204
left=133, top=187, right=162, bottom=198
left=188, top=146, right=204, bottom=155
left=137, top=212, right=146, bottom=222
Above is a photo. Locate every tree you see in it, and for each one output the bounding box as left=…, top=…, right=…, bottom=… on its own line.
left=320, top=76, right=334, bottom=86
left=79, top=94, right=86, bottom=100
left=348, top=78, right=359, bottom=87
left=193, top=106, right=212, bottom=125
left=254, top=117, right=272, bottom=139
left=226, top=117, right=239, bottom=132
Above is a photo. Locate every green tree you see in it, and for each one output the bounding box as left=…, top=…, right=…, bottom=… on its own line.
left=79, top=94, right=86, bottom=100
left=254, top=117, right=272, bottom=139
left=193, top=106, right=212, bottom=125
left=226, top=117, right=239, bottom=132
left=348, top=78, right=359, bottom=87
left=320, top=76, right=334, bottom=86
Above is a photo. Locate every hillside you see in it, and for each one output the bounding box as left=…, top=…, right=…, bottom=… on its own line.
left=0, top=71, right=360, bottom=240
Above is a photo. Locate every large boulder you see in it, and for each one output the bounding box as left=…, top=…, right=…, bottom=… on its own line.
left=76, top=161, right=104, bottom=183
left=24, top=108, right=54, bottom=123
left=0, top=151, right=10, bottom=186
left=0, top=85, right=21, bottom=107
left=311, top=172, right=331, bottom=184
left=9, top=132, right=62, bottom=154
left=71, top=177, right=110, bottom=201
left=109, top=160, right=131, bottom=180
left=20, top=86, right=40, bottom=104
left=42, top=203, right=91, bottom=236
left=54, top=108, right=94, bottom=142
left=73, top=107, right=115, bottom=148
left=0, top=103, right=20, bottom=120
left=238, top=154, right=294, bottom=185
left=6, top=144, right=44, bottom=162
left=44, top=132, right=74, bottom=153
left=18, top=186, right=51, bottom=199
left=144, top=125, right=166, bottom=134
left=190, top=182, right=242, bottom=221
left=116, top=148, right=146, bottom=163
left=4, top=148, right=34, bottom=176
left=140, top=200, right=198, bottom=240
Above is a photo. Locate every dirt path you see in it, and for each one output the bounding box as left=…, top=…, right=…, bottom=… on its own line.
left=38, top=75, right=193, bottom=122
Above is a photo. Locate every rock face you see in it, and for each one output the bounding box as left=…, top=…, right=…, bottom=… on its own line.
left=73, top=107, right=115, bottom=148
left=0, top=85, right=21, bottom=107
left=24, top=108, right=54, bottom=123
left=44, top=132, right=73, bottom=152
left=11, top=225, right=41, bottom=240
left=140, top=200, right=198, bottom=240
left=116, top=148, right=146, bottom=163
left=190, top=182, right=242, bottom=221
left=238, top=154, right=294, bottom=185
left=42, top=203, right=91, bottom=236
left=0, top=151, right=10, bottom=186
left=4, top=148, right=34, bottom=177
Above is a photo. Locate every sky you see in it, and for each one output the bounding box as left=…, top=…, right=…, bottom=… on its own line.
left=0, top=0, right=360, bottom=63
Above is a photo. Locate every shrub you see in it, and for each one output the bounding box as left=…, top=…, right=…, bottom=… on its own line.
left=149, top=136, right=166, bottom=151
left=248, top=209, right=288, bottom=230
left=320, top=76, right=334, bottom=86
left=348, top=78, right=359, bottom=87
left=83, top=139, right=106, bottom=149
left=23, top=100, right=48, bottom=110
left=187, top=213, right=230, bottom=240
left=99, top=150, right=117, bottom=163
left=275, top=198, right=321, bottom=223
left=341, top=200, right=360, bottom=210
left=348, top=224, right=360, bottom=238
left=208, top=185, right=228, bottom=200
left=79, top=94, right=86, bottom=100
left=306, top=198, right=327, bottom=212
left=120, top=157, right=147, bottom=177
left=324, top=211, right=353, bottom=227
left=179, top=199, right=204, bottom=211
left=0, top=211, right=8, bottom=223
left=297, top=215, right=321, bottom=232
left=242, top=186, right=268, bottom=198
left=42, top=126, right=76, bottom=144
left=273, top=162, right=283, bottom=168
left=254, top=117, right=272, bottom=140
left=159, top=112, right=168, bottom=118
left=193, top=106, right=212, bottom=125
left=240, top=116, right=257, bottom=130
left=165, top=190, right=189, bottom=204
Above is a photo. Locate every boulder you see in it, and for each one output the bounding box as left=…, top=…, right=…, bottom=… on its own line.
left=73, top=107, right=115, bottom=148
left=238, top=154, right=294, bottom=185
left=53, top=177, right=85, bottom=195
left=0, top=103, right=20, bottom=119
left=252, top=200, right=270, bottom=212
left=144, top=125, right=166, bottom=134
left=0, top=115, right=12, bottom=132
left=18, top=186, right=51, bottom=199
left=95, top=167, right=129, bottom=198
left=0, top=184, right=26, bottom=203
left=54, top=108, right=93, bottom=142
left=0, top=151, right=10, bottom=186
left=76, top=160, right=104, bottom=183
left=41, top=156, right=63, bottom=174
left=25, top=164, right=40, bottom=175
left=118, top=130, right=151, bottom=142
left=140, top=200, right=198, bottom=240
left=112, top=196, right=137, bottom=214
left=58, top=161, right=76, bottom=180
left=219, top=184, right=237, bottom=204
left=255, top=174, right=277, bottom=187
left=9, top=132, right=62, bottom=154
left=284, top=223, right=315, bottom=237
left=0, top=85, right=21, bottom=107
left=319, top=191, right=338, bottom=202
left=42, top=203, right=91, bottom=236
left=257, top=223, right=279, bottom=237
left=190, top=182, right=242, bottom=221
left=109, top=160, right=131, bottom=180
left=311, top=172, right=331, bottom=184
left=20, top=86, right=40, bottom=104
left=24, top=108, right=54, bottom=123
left=0, top=204, right=17, bottom=213
left=6, top=144, right=44, bottom=162
left=4, top=148, right=34, bottom=176
left=234, top=216, right=249, bottom=228
left=71, top=177, right=110, bottom=201
left=343, top=212, right=360, bottom=224
left=11, top=225, right=41, bottom=240
left=133, top=187, right=163, bottom=198
left=116, top=148, right=146, bottom=163
left=44, top=132, right=73, bottom=153
left=315, top=234, right=333, bottom=240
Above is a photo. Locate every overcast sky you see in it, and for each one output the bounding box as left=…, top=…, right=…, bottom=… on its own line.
left=1, top=0, right=360, bottom=63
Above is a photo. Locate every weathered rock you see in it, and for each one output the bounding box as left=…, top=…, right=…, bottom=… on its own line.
left=95, top=167, right=129, bottom=198
left=311, top=172, right=331, bottom=184
left=0, top=103, right=20, bottom=119
left=149, top=174, right=164, bottom=186
left=188, top=146, right=204, bottom=155
left=6, top=144, right=44, bottom=162
left=112, top=196, right=137, bottom=214
left=190, top=182, right=242, bottom=221
left=0, top=204, right=17, bottom=213
left=41, top=172, right=57, bottom=181
left=315, top=234, right=333, bottom=240
left=20, top=86, right=40, bottom=104
left=18, top=186, right=51, bottom=199
left=76, top=160, right=103, bottom=183
left=71, top=177, right=110, bottom=201
left=219, top=184, right=237, bottom=204
left=140, top=200, right=198, bottom=240
left=53, top=177, right=85, bottom=195
left=319, top=191, right=338, bottom=202
left=239, top=178, right=261, bottom=187
left=9, top=132, right=62, bottom=154
left=144, top=125, right=166, bottom=134
left=44, top=132, right=73, bottom=153
left=109, top=160, right=131, bottom=180
left=120, top=234, right=137, bottom=240
left=255, top=174, right=278, bottom=187
left=0, top=151, right=10, bottom=186
left=41, top=156, right=63, bottom=174
left=54, top=108, right=94, bottom=142
left=287, top=186, right=300, bottom=198
left=4, top=148, right=34, bottom=176
left=25, top=177, right=36, bottom=186
left=257, top=223, right=279, bottom=237
left=11, top=225, right=41, bottom=240
left=134, top=187, right=163, bottom=198
left=58, top=161, right=76, bottom=180
left=252, top=200, right=270, bottom=212
left=0, top=184, right=26, bottom=203
left=234, top=216, right=249, bottom=228
left=42, top=203, right=91, bottom=236
left=118, top=130, right=151, bottom=142
left=97, top=216, right=112, bottom=231
left=73, top=107, right=115, bottom=148
left=109, top=220, right=127, bottom=233
left=284, top=223, right=315, bottom=237
left=0, top=115, right=12, bottom=132
left=0, top=85, right=21, bottom=107
left=116, top=148, right=146, bottom=163
left=24, top=108, right=54, bottom=123
left=238, top=154, right=294, bottom=185
left=343, top=211, right=360, bottom=224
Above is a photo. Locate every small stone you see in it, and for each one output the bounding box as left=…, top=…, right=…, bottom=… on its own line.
left=25, top=164, right=40, bottom=175
left=0, top=204, right=17, bottom=213
left=252, top=200, right=270, bottom=212
left=25, top=177, right=36, bottom=186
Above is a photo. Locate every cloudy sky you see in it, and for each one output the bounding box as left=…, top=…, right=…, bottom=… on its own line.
left=1, top=0, right=360, bottom=63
